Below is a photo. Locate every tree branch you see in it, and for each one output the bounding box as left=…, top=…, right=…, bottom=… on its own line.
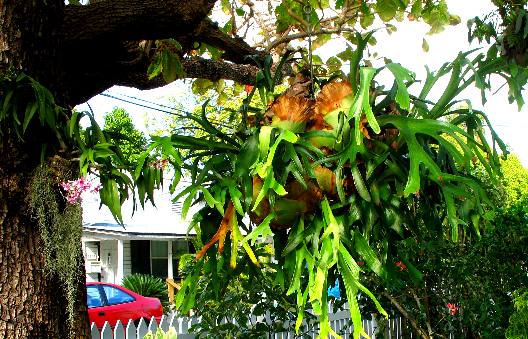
left=181, top=57, right=259, bottom=84
left=381, top=291, right=430, bottom=339
left=265, top=28, right=356, bottom=52
left=66, top=54, right=260, bottom=106
left=62, top=0, right=217, bottom=42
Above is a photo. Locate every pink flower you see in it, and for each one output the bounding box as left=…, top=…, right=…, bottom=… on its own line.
left=446, top=303, right=459, bottom=316
left=60, top=177, right=100, bottom=204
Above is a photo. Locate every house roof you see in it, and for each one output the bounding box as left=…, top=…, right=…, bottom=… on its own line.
left=82, top=179, right=198, bottom=240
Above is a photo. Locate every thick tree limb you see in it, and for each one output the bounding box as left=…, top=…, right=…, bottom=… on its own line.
left=62, top=0, right=217, bottom=42
left=60, top=0, right=273, bottom=105
left=67, top=54, right=260, bottom=106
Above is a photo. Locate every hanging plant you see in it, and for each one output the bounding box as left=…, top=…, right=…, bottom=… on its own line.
left=161, top=46, right=507, bottom=339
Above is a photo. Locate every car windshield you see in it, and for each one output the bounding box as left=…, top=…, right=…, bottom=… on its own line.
left=86, top=286, right=103, bottom=308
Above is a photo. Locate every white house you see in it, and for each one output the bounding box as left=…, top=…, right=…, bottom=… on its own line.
left=81, top=184, right=197, bottom=285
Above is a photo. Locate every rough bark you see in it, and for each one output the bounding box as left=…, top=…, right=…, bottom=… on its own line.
left=0, top=0, right=264, bottom=336
left=0, top=131, right=90, bottom=339
left=0, top=0, right=90, bottom=338
left=62, top=0, right=217, bottom=42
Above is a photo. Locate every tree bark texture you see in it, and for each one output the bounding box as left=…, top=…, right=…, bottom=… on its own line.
left=0, top=131, right=90, bottom=338
left=0, top=0, right=265, bottom=337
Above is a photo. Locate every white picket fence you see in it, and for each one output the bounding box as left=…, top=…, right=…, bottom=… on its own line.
left=90, top=310, right=405, bottom=339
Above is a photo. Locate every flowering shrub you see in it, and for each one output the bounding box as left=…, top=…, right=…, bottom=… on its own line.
left=446, top=303, right=459, bottom=316
left=60, top=177, right=101, bottom=204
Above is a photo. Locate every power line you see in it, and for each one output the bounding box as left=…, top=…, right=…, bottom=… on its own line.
left=100, top=92, right=187, bottom=117
left=105, top=91, right=195, bottom=116
left=99, top=92, right=237, bottom=129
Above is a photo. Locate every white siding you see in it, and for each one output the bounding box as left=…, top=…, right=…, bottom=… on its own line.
left=100, top=240, right=117, bottom=284
left=123, top=240, right=132, bottom=277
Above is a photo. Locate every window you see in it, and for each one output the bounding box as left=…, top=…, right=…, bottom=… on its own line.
left=102, top=285, right=135, bottom=305
left=86, top=286, right=103, bottom=308
left=172, top=240, right=191, bottom=278
left=151, top=241, right=168, bottom=278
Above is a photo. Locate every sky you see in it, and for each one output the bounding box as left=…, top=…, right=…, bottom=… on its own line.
left=75, top=0, right=528, bottom=167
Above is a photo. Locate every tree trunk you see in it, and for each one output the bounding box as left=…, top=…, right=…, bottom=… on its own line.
left=0, top=132, right=90, bottom=338
left=0, top=0, right=90, bottom=337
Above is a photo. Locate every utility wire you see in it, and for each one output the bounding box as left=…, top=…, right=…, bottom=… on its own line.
left=105, top=91, right=195, bottom=115
left=99, top=92, right=237, bottom=129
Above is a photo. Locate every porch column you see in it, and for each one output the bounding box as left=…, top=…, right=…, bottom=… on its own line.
left=116, top=239, right=124, bottom=284
left=167, top=240, right=173, bottom=279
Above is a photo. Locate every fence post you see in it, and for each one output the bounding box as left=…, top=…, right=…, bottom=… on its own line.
left=113, top=320, right=125, bottom=339
left=125, top=319, right=136, bottom=339
left=90, top=323, right=100, bottom=339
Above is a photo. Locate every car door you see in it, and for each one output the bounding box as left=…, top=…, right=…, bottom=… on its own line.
left=99, top=284, right=139, bottom=326
left=86, top=285, right=106, bottom=328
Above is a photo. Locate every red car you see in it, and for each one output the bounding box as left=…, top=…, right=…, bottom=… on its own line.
left=86, top=282, right=163, bottom=328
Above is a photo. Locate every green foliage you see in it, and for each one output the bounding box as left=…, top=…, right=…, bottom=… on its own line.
left=143, top=327, right=178, bottom=339
left=0, top=71, right=67, bottom=149
left=360, top=197, right=528, bottom=338
left=28, top=163, right=84, bottom=329
left=122, top=273, right=170, bottom=311
left=178, top=242, right=314, bottom=338
left=500, top=154, right=528, bottom=207
left=169, top=47, right=507, bottom=338
left=184, top=0, right=457, bottom=97
left=147, top=40, right=185, bottom=83
left=468, top=1, right=528, bottom=109
left=506, top=288, right=528, bottom=339
left=103, top=108, right=147, bottom=164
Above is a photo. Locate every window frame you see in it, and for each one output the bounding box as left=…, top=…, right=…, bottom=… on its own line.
left=100, top=284, right=136, bottom=306
left=86, top=285, right=105, bottom=309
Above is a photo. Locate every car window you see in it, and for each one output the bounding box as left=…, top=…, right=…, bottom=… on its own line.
left=102, top=285, right=135, bottom=305
left=86, top=286, right=103, bottom=308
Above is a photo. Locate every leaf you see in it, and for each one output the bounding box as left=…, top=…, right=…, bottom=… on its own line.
left=147, top=53, right=163, bottom=80
left=376, top=0, right=399, bottom=22
left=256, top=129, right=298, bottom=178
left=422, top=38, right=430, bottom=52
left=161, top=50, right=184, bottom=83
left=353, top=231, right=385, bottom=278
left=337, top=244, right=365, bottom=339
left=349, top=67, right=379, bottom=144
left=99, top=179, right=123, bottom=224
left=227, top=185, right=244, bottom=216
left=195, top=202, right=235, bottom=261
left=243, top=213, right=275, bottom=244
left=234, top=134, right=259, bottom=178
left=23, top=102, right=38, bottom=133
left=386, top=63, right=414, bottom=111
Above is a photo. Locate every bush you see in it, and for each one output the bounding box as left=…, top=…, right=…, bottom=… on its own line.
left=506, top=288, right=528, bottom=339
left=122, top=273, right=169, bottom=311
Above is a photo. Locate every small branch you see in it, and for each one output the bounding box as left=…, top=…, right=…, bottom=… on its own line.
left=411, top=289, right=433, bottom=337
left=265, top=28, right=356, bottom=52
left=381, top=291, right=430, bottom=339
left=181, top=57, right=259, bottom=84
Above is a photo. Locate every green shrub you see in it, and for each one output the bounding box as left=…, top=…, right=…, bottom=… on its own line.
left=122, top=273, right=169, bottom=310
left=143, top=327, right=177, bottom=339
left=506, top=288, right=528, bottom=339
